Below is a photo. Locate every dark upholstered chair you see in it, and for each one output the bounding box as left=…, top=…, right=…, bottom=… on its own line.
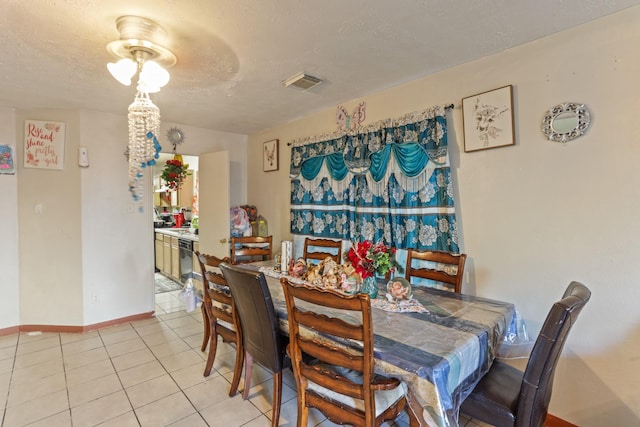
left=405, top=249, right=467, bottom=293
left=280, top=277, right=417, bottom=427
left=303, top=237, right=342, bottom=265
left=219, top=263, right=288, bottom=427
left=195, top=252, right=243, bottom=395
left=460, top=281, right=591, bottom=427
left=230, top=235, right=273, bottom=264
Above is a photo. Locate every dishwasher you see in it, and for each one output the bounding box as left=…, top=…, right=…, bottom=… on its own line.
left=178, top=238, right=194, bottom=284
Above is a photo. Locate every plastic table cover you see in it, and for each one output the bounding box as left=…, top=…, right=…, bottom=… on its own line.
left=251, top=263, right=519, bottom=427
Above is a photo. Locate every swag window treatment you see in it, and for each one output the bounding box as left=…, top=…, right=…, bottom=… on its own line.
left=289, top=106, right=460, bottom=253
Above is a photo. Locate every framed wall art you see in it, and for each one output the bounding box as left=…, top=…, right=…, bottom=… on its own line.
left=263, top=139, right=279, bottom=172
left=24, top=120, right=66, bottom=169
left=462, top=85, right=515, bottom=152
left=0, top=145, right=16, bottom=174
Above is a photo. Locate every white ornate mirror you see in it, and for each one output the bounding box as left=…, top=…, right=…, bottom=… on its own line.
left=542, top=103, right=591, bottom=143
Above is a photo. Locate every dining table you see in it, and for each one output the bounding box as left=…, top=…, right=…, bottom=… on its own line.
left=242, top=261, right=518, bottom=427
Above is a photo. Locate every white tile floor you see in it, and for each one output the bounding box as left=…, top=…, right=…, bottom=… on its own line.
left=0, top=290, right=489, bottom=426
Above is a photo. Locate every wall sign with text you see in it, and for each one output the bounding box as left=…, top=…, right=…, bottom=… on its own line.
left=24, top=120, right=65, bottom=170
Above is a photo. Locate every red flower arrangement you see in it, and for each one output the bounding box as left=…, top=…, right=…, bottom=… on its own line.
left=345, top=240, right=401, bottom=279
left=161, top=158, right=190, bottom=190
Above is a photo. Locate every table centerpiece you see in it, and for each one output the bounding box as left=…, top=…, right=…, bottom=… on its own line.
left=345, top=240, right=402, bottom=299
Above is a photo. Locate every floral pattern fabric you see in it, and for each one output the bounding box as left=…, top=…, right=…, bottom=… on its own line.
left=289, top=106, right=459, bottom=252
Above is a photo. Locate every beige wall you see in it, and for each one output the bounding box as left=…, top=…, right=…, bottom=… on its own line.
left=247, top=7, right=640, bottom=426
left=161, top=121, right=248, bottom=207
left=17, top=109, right=84, bottom=325
left=0, top=108, right=19, bottom=328
left=0, top=109, right=247, bottom=329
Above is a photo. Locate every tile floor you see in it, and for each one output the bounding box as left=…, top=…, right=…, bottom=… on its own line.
left=0, top=290, right=489, bottom=427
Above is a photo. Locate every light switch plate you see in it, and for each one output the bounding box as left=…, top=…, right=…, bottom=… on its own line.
left=78, top=147, right=89, bottom=167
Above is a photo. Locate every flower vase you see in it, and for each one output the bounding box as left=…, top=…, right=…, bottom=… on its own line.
left=361, top=276, right=378, bottom=299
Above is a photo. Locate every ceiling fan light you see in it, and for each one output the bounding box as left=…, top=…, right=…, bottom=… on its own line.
left=140, top=60, right=170, bottom=88
left=107, top=58, right=137, bottom=86
left=138, top=82, right=161, bottom=93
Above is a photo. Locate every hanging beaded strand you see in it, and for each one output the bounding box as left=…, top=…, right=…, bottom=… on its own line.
left=127, top=89, right=161, bottom=212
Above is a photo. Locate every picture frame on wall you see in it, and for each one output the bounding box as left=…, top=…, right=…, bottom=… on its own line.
left=263, top=139, right=279, bottom=172
left=462, top=85, right=515, bottom=152
left=0, top=145, right=16, bottom=174
left=24, top=120, right=66, bottom=169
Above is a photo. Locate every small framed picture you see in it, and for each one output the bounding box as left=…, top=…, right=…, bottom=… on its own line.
left=462, top=85, right=515, bottom=152
left=0, top=145, right=16, bottom=174
left=263, top=139, right=279, bottom=172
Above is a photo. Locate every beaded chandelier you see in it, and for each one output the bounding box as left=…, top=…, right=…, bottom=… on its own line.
left=127, top=90, right=161, bottom=210
left=106, top=16, right=176, bottom=211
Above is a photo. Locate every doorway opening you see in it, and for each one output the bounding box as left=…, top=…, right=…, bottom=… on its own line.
left=151, top=153, right=199, bottom=306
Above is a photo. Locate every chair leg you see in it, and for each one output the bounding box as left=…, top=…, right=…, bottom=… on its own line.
left=228, top=339, right=244, bottom=397
left=297, top=393, right=307, bottom=427
left=203, top=322, right=218, bottom=377
left=242, top=351, right=253, bottom=400
left=200, top=304, right=210, bottom=352
left=271, top=370, right=282, bottom=427
left=407, top=408, right=420, bottom=427
left=406, top=389, right=423, bottom=427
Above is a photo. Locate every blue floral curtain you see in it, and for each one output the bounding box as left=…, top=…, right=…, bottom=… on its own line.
left=289, top=106, right=459, bottom=253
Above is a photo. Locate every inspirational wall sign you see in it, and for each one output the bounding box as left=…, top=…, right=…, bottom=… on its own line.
left=24, top=120, right=65, bottom=170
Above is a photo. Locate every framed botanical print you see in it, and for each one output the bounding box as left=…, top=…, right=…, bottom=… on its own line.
left=263, top=139, right=279, bottom=172
left=462, top=85, right=515, bottom=152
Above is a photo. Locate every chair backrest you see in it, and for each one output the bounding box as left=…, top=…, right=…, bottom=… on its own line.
left=195, top=252, right=237, bottom=331
left=219, top=263, right=285, bottom=373
left=303, top=238, right=342, bottom=264
left=516, top=281, right=591, bottom=427
left=405, top=249, right=467, bottom=293
left=230, top=235, right=273, bottom=264
left=280, top=278, right=379, bottom=426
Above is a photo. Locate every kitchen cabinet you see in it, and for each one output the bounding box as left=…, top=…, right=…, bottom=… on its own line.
left=163, top=235, right=172, bottom=276
left=155, top=233, right=163, bottom=271
left=177, top=170, right=194, bottom=209
left=154, top=190, right=177, bottom=208
left=171, top=236, right=180, bottom=281
left=152, top=170, right=194, bottom=210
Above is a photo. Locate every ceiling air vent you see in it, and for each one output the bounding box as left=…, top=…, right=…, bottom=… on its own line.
left=282, top=72, right=322, bottom=90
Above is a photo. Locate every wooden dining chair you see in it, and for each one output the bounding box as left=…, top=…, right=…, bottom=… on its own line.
left=230, top=235, right=273, bottom=264
left=303, top=237, right=342, bottom=264
left=195, top=252, right=243, bottom=395
left=195, top=252, right=231, bottom=353
left=460, top=281, right=591, bottom=427
left=219, top=263, right=288, bottom=427
left=404, top=249, right=467, bottom=293
left=280, top=277, right=418, bottom=427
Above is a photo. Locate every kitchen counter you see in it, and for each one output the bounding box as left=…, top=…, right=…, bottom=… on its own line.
left=154, top=227, right=199, bottom=242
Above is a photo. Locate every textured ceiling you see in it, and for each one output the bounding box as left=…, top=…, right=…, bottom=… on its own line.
left=0, top=0, right=638, bottom=135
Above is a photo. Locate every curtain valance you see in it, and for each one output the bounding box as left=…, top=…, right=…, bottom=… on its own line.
left=289, top=106, right=448, bottom=179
